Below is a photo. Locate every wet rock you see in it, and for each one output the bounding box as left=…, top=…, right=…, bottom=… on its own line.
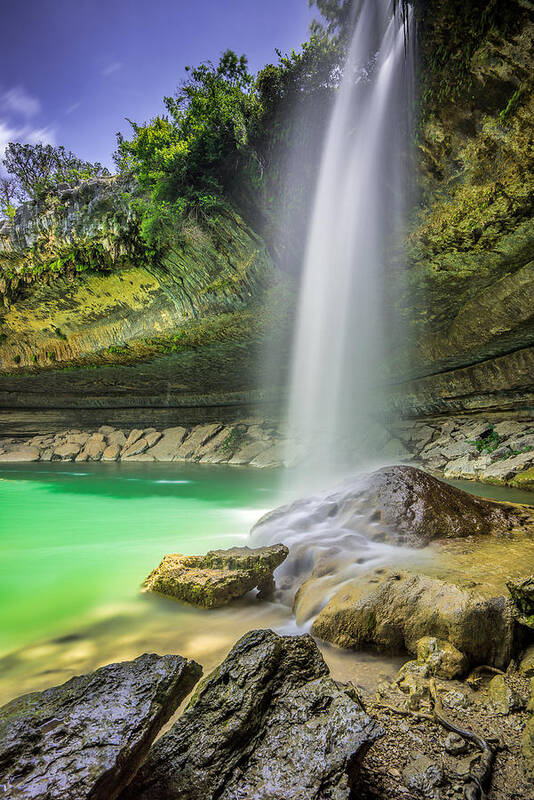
left=312, top=570, right=514, bottom=669
left=122, top=453, right=155, bottom=462
left=507, top=575, right=534, bottom=628
left=0, top=652, right=202, bottom=800
left=487, top=674, right=524, bottom=715
left=253, top=466, right=525, bottom=549
left=402, top=755, right=443, bottom=797
left=143, top=544, right=289, bottom=608
left=122, top=629, right=383, bottom=800
left=416, top=636, right=468, bottom=680
left=479, top=451, right=534, bottom=483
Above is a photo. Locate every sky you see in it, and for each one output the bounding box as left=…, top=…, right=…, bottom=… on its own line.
left=0, top=0, right=314, bottom=171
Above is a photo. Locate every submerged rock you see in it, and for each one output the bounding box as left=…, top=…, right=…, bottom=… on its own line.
left=143, top=544, right=289, bottom=608
left=0, top=652, right=202, bottom=800
left=122, top=629, right=383, bottom=800
left=252, top=465, right=527, bottom=549
left=312, top=570, right=514, bottom=669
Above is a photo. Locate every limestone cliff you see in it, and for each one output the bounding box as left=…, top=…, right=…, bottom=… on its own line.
left=0, top=179, right=290, bottom=434
left=394, top=1, right=534, bottom=415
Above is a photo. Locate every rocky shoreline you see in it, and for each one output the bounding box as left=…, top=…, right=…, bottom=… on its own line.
left=1, top=466, right=534, bottom=798
left=2, top=415, right=534, bottom=489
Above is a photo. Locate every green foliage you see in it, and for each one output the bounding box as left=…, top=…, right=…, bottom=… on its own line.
left=500, top=89, right=523, bottom=121
left=2, top=142, right=110, bottom=202
left=115, top=50, right=258, bottom=209
left=0, top=177, right=17, bottom=219
left=469, top=425, right=501, bottom=453
left=415, top=0, right=523, bottom=114
left=108, top=344, right=129, bottom=355
left=220, top=426, right=247, bottom=454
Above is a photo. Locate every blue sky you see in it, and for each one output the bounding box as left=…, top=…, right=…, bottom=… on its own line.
left=0, top=0, right=314, bottom=170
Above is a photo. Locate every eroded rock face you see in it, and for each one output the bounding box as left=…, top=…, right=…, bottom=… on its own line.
left=0, top=652, right=202, bottom=800
left=143, top=544, right=289, bottom=608
left=312, top=570, right=514, bottom=669
left=507, top=575, right=534, bottom=629
left=121, top=629, right=383, bottom=800
left=253, top=465, right=524, bottom=550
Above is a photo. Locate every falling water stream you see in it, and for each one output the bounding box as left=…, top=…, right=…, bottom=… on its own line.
left=286, top=0, right=414, bottom=486
left=254, top=1, right=417, bottom=617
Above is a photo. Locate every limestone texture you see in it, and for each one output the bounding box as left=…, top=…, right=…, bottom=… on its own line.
left=312, top=570, right=514, bottom=669
left=143, top=544, right=289, bottom=608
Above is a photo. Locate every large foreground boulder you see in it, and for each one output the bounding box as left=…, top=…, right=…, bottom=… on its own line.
left=143, top=544, right=288, bottom=607
left=121, top=629, right=383, bottom=800
left=0, top=653, right=202, bottom=800
left=312, top=570, right=514, bottom=669
left=252, top=465, right=529, bottom=549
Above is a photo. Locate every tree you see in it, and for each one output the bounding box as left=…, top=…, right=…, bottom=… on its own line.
left=115, top=50, right=258, bottom=206
left=2, top=142, right=110, bottom=202
left=0, top=177, right=17, bottom=219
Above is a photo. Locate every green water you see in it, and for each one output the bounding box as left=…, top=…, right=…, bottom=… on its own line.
left=0, top=462, right=284, bottom=657
left=1, top=463, right=532, bottom=707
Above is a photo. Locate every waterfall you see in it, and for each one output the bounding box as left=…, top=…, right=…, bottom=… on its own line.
left=285, top=0, right=414, bottom=487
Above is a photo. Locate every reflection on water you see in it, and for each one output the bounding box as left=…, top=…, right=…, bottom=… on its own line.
left=0, top=462, right=532, bottom=706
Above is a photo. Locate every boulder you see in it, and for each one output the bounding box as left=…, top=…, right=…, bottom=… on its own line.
left=122, top=630, right=383, bottom=800
left=252, top=465, right=527, bottom=549
left=99, top=425, right=116, bottom=435
left=145, top=431, right=162, bottom=448
left=487, top=674, right=524, bottom=715
left=149, top=427, right=188, bottom=461
left=124, top=429, right=144, bottom=448
left=122, top=438, right=148, bottom=458
left=107, top=430, right=127, bottom=447
left=143, top=544, right=288, bottom=608
left=83, top=437, right=106, bottom=460
left=229, top=440, right=269, bottom=465
left=0, top=446, right=40, bottom=462
left=174, top=424, right=223, bottom=460
left=53, top=442, right=82, bottom=460
left=312, top=570, right=514, bottom=669
left=0, top=653, right=201, bottom=800
left=102, top=444, right=121, bottom=461
left=416, top=636, right=468, bottom=680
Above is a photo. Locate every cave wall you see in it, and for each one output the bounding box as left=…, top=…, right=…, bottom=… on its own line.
left=392, top=1, right=534, bottom=416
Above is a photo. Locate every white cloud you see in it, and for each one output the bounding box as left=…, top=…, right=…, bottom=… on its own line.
left=1, top=87, right=40, bottom=118
left=66, top=101, right=81, bottom=115
left=101, top=61, right=123, bottom=77
left=0, top=120, right=56, bottom=161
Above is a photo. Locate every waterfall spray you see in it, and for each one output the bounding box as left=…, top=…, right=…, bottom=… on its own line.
left=285, top=0, right=414, bottom=487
